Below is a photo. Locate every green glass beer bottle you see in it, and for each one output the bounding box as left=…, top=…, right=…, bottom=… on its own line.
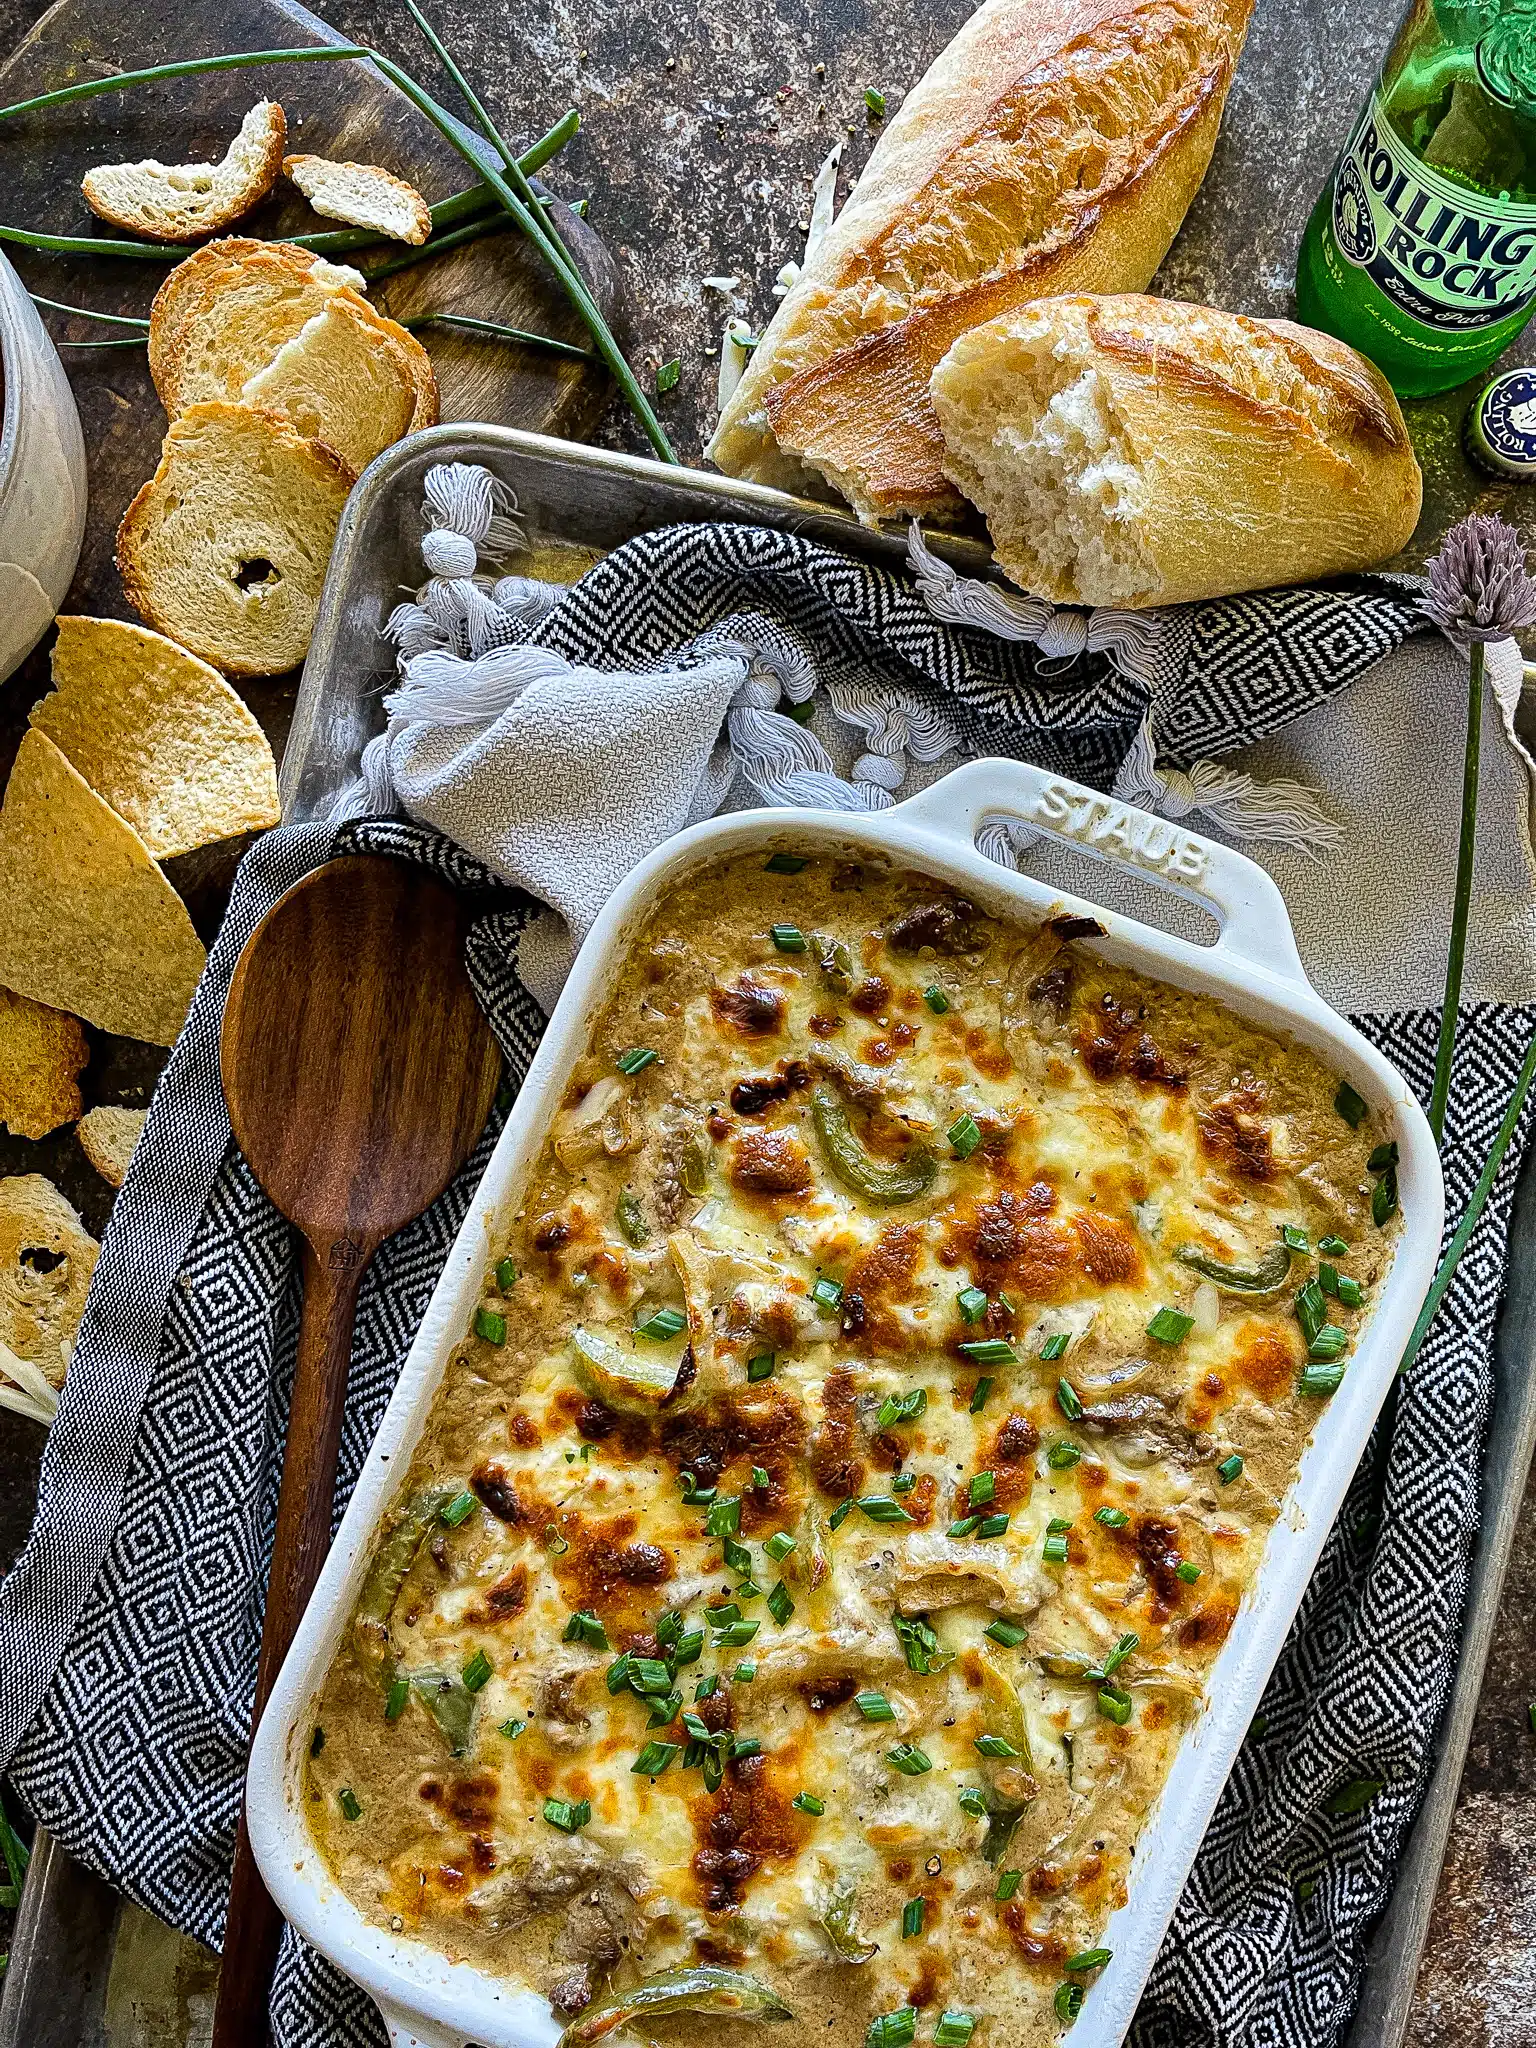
left=1296, top=0, right=1536, bottom=395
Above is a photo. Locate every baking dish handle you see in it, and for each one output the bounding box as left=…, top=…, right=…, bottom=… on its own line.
left=892, top=757, right=1310, bottom=987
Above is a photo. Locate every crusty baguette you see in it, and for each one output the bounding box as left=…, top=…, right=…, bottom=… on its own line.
left=709, top=0, right=1252, bottom=524
left=241, top=294, right=438, bottom=472
left=82, top=102, right=286, bottom=243
left=929, top=294, right=1423, bottom=606
left=116, top=402, right=354, bottom=677
left=284, top=153, right=432, bottom=245
left=148, top=239, right=369, bottom=418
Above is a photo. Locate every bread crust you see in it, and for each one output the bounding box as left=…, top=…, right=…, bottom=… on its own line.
left=709, top=0, right=1252, bottom=522
left=284, top=153, right=433, bottom=245
left=82, top=102, right=287, bottom=243
left=929, top=293, right=1423, bottom=606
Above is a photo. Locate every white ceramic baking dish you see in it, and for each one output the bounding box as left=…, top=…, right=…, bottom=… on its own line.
left=247, top=755, right=1444, bottom=2048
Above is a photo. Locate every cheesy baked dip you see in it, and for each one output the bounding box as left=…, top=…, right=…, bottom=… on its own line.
left=307, top=850, right=1401, bottom=2048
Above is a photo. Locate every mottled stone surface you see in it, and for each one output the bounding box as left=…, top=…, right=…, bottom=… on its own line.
left=0, top=0, right=1530, bottom=2037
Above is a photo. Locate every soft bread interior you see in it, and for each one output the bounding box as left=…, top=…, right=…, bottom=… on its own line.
left=932, top=317, right=1156, bottom=606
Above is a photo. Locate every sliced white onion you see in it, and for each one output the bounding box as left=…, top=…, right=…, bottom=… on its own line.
left=1192, top=1282, right=1221, bottom=1336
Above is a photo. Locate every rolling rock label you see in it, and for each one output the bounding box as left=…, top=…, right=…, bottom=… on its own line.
left=1332, top=90, right=1536, bottom=330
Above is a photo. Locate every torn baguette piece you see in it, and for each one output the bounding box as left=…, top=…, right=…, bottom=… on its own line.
left=240, top=295, right=438, bottom=472
left=78, top=1106, right=148, bottom=1190
left=116, top=401, right=354, bottom=677
left=82, top=101, right=286, bottom=243
left=284, top=153, right=431, bottom=244
left=709, top=0, right=1253, bottom=524
left=929, top=294, right=1423, bottom=607
left=148, top=238, right=368, bottom=418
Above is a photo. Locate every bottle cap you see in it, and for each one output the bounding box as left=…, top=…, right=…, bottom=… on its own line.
left=1464, top=368, right=1536, bottom=480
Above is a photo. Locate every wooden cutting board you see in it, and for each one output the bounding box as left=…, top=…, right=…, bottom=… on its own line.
left=0, top=0, right=626, bottom=1231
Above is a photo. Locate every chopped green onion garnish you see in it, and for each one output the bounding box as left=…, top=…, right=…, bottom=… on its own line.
left=969, top=1377, right=995, bottom=1413
left=1301, top=1361, right=1346, bottom=1395
left=969, top=1471, right=996, bottom=1508
left=632, top=1740, right=681, bottom=1775
left=1217, top=1453, right=1244, bottom=1484
left=495, top=1257, right=517, bottom=1290
left=706, top=1602, right=741, bottom=1629
left=995, top=1869, right=1022, bottom=1901
left=655, top=1608, right=684, bottom=1647
left=1102, top=1632, right=1138, bottom=1676
left=767, top=1580, right=795, bottom=1624
left=1175, top=1560, right=1201, bottom=1584
left=679, top=1472, right=715, bottom=1505
left=462, top=1649, right=492, bottom=1693
left=706, top=1495, right=742, bottom=1537
left=886, top=1742, right=932, bottom=1775
left=657, top=357, right=680, bottom=393
left=986, top=1619, right=1029, bottom=1647
left=543, top=1796, right=592, bottom=1833
left=1324, top=1777, right=1383, bottom=1816
left=933, top=2016, right=974, bottom=2048
left=949, top=1113, right=983, bottom=1159
left=1043, top=1531, right=1069, bottom=1565
left=866, top=2010, right=916, bottom=2048
left=958, top=1285, right=988, bottom=1323
left=747, top=1350, right=776, bottom=1381
left=892, top=1470, right=916, bottom=1492
left=732, top=1736, right=762, bottom=1761
left=975, top=1512, right=1009, bottom=1539
left=647, top=1689, right=682, bottom=1726
left=1038, top=1332, right=1069, bottom=1362
left=864, top=84, right=887, bottom=116
left=1056, top=1379, right=1083, bottom=1422
left=499, top=1717, right=527, bottom=1741
left=1372, top=1172, right=1398, bottom=1226
left=960, top=1338, right=1016, bottom=1365
left=714, top=1618, right=761, bottom=1647
left=770, top=923, right=808, bottom=952
left=562, top=1609, right=609, bottom=1650
left=636, top=1306, right=687, bottom=1341
left=1337, top=1274, right=1363, bottom=1308
left=1097, top=1686, right=1132, bottom=1725
left=974, top=1733, right=1020, bottom=1757
left=948, top=1515, right=980, bottom=1538
left=812, top=1277, right=844, bottom=1314
left=338, top=1787, right=361, bottom=1821
left=735, top=1660, right=757, bottom=1682
left=440, top=1489, right=477, bottom=1527
left=737, top=1581, right=763, bottom=1602
left=829, top=1497, right=855, bottom=1530
left=1334, top=1081, right=1367, bottom=1127
left=1054, top=1985, right=1084, bottom=2023
left=764, top=852, right=808, bottom=873
left=855, top=1690, right=895, bottom=1721
left=1309, top=1325, right=1349, bottom=1361
left=793, top=1790, right=825, bottom=1815
left=902, top=1896, right=925, bottom=1939
left=1094, top=1506, right=1129, bottom=1530
left=1319, top=1261, right=1340, bottom=1297
left=617, top=1046, right=658, bottom=1075
left=752, top=1465, right=771, bottom=1489
left=764, top=1531, right=796, bottom=1562
left=858, top=1495, right=914, bottom=1523
left=1368, top=1140, right=1400, bottom=1173
left=384, top=1677, right=409, bottom=1722
left=1065, top=1947, right=1113, bottom=1973
left=1046, top=1440, right=1081, bottom=1470
left=1319, top=1235, right=1349, bottom=1256
left=1146, top=1306, right=1194, bottom=1345
left=1295, top=1280, right=1326, bottom=1344
left=958, top=1787, right=988, bottom=1816
left=1281, top=1225, right=1310, bottom=1253
left=877, top=1387, right=928, bottom=1429
left=722, top=1534, right=752, bottom=1575
left=924, top=985, right=950, bottom=1013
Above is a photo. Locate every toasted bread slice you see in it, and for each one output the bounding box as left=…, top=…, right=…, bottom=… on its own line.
left=0, top=988, right=87, bottom=1141
left=78, top=1106, right=147, bottom=1189
left=241, top=295, right=438, bottom=470
left=82, top=101, right=287, bottom=244
left=116, top=402, right=354, bottom=678
left=0, top=1174, right=98, bottom=1386
left=148, top=238, right=369, bottom=418
left=284, top=153, right=431, bottom=244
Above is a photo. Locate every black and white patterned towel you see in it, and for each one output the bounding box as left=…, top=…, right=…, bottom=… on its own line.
left=0, top=521, right=1531, bottom=2048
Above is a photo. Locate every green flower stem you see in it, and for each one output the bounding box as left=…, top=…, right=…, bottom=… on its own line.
left=56, top=334, right=148, bottom=348
left=0, top=44, right=368, bottom=123
left=0, top=222, right=190, bottom=259
left=1400, top=1019, right=1536, bottom=1377
left=402, top=312, right=594, bottom=361
left=1429, top=640, right=1484, bottom=1142
left=398, top=0, right=676, bottom=463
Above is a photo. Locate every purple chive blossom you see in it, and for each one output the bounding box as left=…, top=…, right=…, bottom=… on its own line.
left=1419, top=512, right=1536, bottom=649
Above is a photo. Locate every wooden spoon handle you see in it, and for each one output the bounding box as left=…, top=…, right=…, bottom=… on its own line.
left=211, top=1234, right=371, bottom=2048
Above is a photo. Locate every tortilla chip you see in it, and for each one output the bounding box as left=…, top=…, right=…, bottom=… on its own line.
left=0, top=730, right=206, bottom=1046
left=0, top=986, right=88, bottom=1139
left=0, top=1173, right=98, bottom=1386
left=32, top=615, right=279, bottom=858
left=78, top=1105, right=147, bottom=1188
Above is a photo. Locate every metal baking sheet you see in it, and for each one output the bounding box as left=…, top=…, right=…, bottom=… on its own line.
left=6, top=426, right=1532, bottom=2048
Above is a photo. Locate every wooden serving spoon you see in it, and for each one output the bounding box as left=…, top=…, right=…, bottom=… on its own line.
left=213, top=854, right=503, bottom=2047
